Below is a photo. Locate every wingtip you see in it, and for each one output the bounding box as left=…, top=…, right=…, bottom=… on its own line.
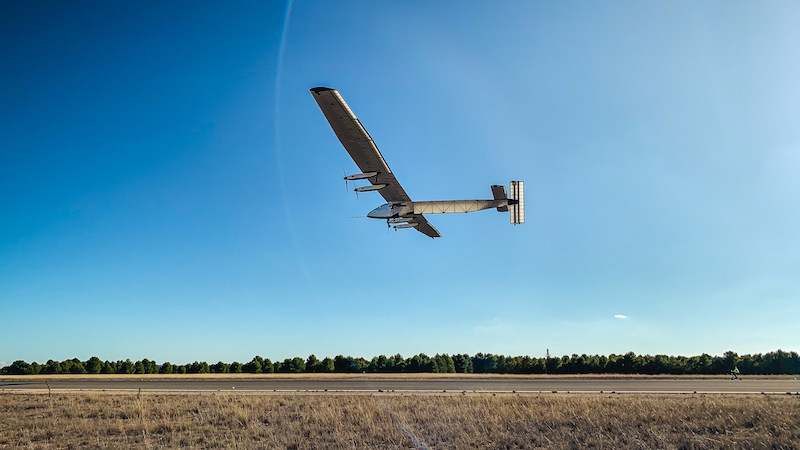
left=310, top=86, right=334, bottom=94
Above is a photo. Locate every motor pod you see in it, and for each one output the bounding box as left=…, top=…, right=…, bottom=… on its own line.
left=355, top=184, right=387, bottom=192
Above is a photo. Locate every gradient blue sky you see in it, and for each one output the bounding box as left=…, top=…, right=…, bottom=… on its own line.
left=2, top=1, right=798, bottom=365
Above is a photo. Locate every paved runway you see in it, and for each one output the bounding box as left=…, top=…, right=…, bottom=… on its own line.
left=2, top=377, right=798, bottom=394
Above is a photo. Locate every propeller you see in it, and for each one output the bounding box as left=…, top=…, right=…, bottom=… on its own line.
left=343, top=170, right=361, bottom=201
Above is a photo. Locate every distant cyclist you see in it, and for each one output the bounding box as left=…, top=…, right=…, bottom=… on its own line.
left=730, top=366, right=741, bottom=380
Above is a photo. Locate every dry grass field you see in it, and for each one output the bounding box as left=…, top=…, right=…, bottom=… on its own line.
left=1, top=392, right=798, bottom=449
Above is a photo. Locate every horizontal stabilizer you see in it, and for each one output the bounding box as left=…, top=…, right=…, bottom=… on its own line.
left=510, top=181, right=524, bottom=225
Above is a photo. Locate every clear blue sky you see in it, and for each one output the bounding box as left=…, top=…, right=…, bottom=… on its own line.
left=2, top=1, right=798, bottom=365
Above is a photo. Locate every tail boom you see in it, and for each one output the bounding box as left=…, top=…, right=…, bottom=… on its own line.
left=412, top=200, right=504, bottom=214
left=410, top=180, right=524, bottom=225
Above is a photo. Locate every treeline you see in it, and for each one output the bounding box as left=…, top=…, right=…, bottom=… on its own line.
left=2, top=350, right=798, bottom=375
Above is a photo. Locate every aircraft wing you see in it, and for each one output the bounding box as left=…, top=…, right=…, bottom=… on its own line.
left=310, top=87, right=412, bottom=204
left=409, top=214, right=441, bottom=239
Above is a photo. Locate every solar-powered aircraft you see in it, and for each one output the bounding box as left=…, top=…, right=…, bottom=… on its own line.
left=311, top=87, right=524, bottom=238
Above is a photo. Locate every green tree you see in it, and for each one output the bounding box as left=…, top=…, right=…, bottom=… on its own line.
left=159, top=362, right=174, bottom=374
left=100, top=361, right=115, bottom=374
left=545, top=356, right=561, bottom=374
left=243, top=356, right=263, bottom=374
left=9, top=360, right=32, bottom=375
left=120, top=359, right=134, bottom=374
left=278, top=358, right=293, bottom=373
left=319, top=357, right=334, bottom=373
left=766, top=350, right=792, bottom=375
left=42, top=360, right=63, bottom=374
left=352, top=357, right=369, bottom=372
left=85, top=356, right=102, bottom=374
left=211, top=361, right=229, bottom=373
left=373, top=355, right=389, bottom=373
left=288, top=357, right=306, bottom=373
left=388, top=354, right=405, bottom=372
left=188, top=361, right=209, bottom=374
left=142, top=359, right=159, bottom=374
left=434, top=354, right=455, bottom=373
left=692, top=353, right=713, bottom=375
left=453, top=354, right=473, bottom=373
left=789, top=351, right=800, bottom=375
left=69, top=359, right=87, bottom=374
left=406, top=354, right=430, bottom=373
left=712, top=351, right=736, bottom=374
left=495, top=356, right=510, bottom=374
left=333, top=355, right=352, bottom=373
left=306, top=355, right=321, bottom=373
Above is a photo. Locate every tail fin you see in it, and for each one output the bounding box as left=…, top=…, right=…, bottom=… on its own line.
left=509, top=181, right=524, bottom=224
left=491, top=185, right=508, bottom=212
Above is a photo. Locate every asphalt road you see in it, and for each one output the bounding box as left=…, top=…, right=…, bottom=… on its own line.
left=2, top=377, right=798, bottom=394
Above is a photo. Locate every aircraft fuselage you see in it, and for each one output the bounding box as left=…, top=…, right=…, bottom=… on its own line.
left=367, top=199, right=513, bottom=220
left=367, top=202, right=412, bottom=219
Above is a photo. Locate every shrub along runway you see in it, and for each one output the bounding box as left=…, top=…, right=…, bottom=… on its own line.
left=1, top=375, right=798, bottom=394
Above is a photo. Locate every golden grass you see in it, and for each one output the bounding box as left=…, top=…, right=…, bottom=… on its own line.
left=1, top=392, right=798, bottom=448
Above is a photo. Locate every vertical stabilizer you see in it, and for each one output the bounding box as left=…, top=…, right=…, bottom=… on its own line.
left=510, top=181, right=524, bottom=224
left=491, top=185, right=508, bottom=212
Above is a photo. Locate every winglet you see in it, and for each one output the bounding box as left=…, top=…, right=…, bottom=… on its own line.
left=310, top=86, right=334, bottom=94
